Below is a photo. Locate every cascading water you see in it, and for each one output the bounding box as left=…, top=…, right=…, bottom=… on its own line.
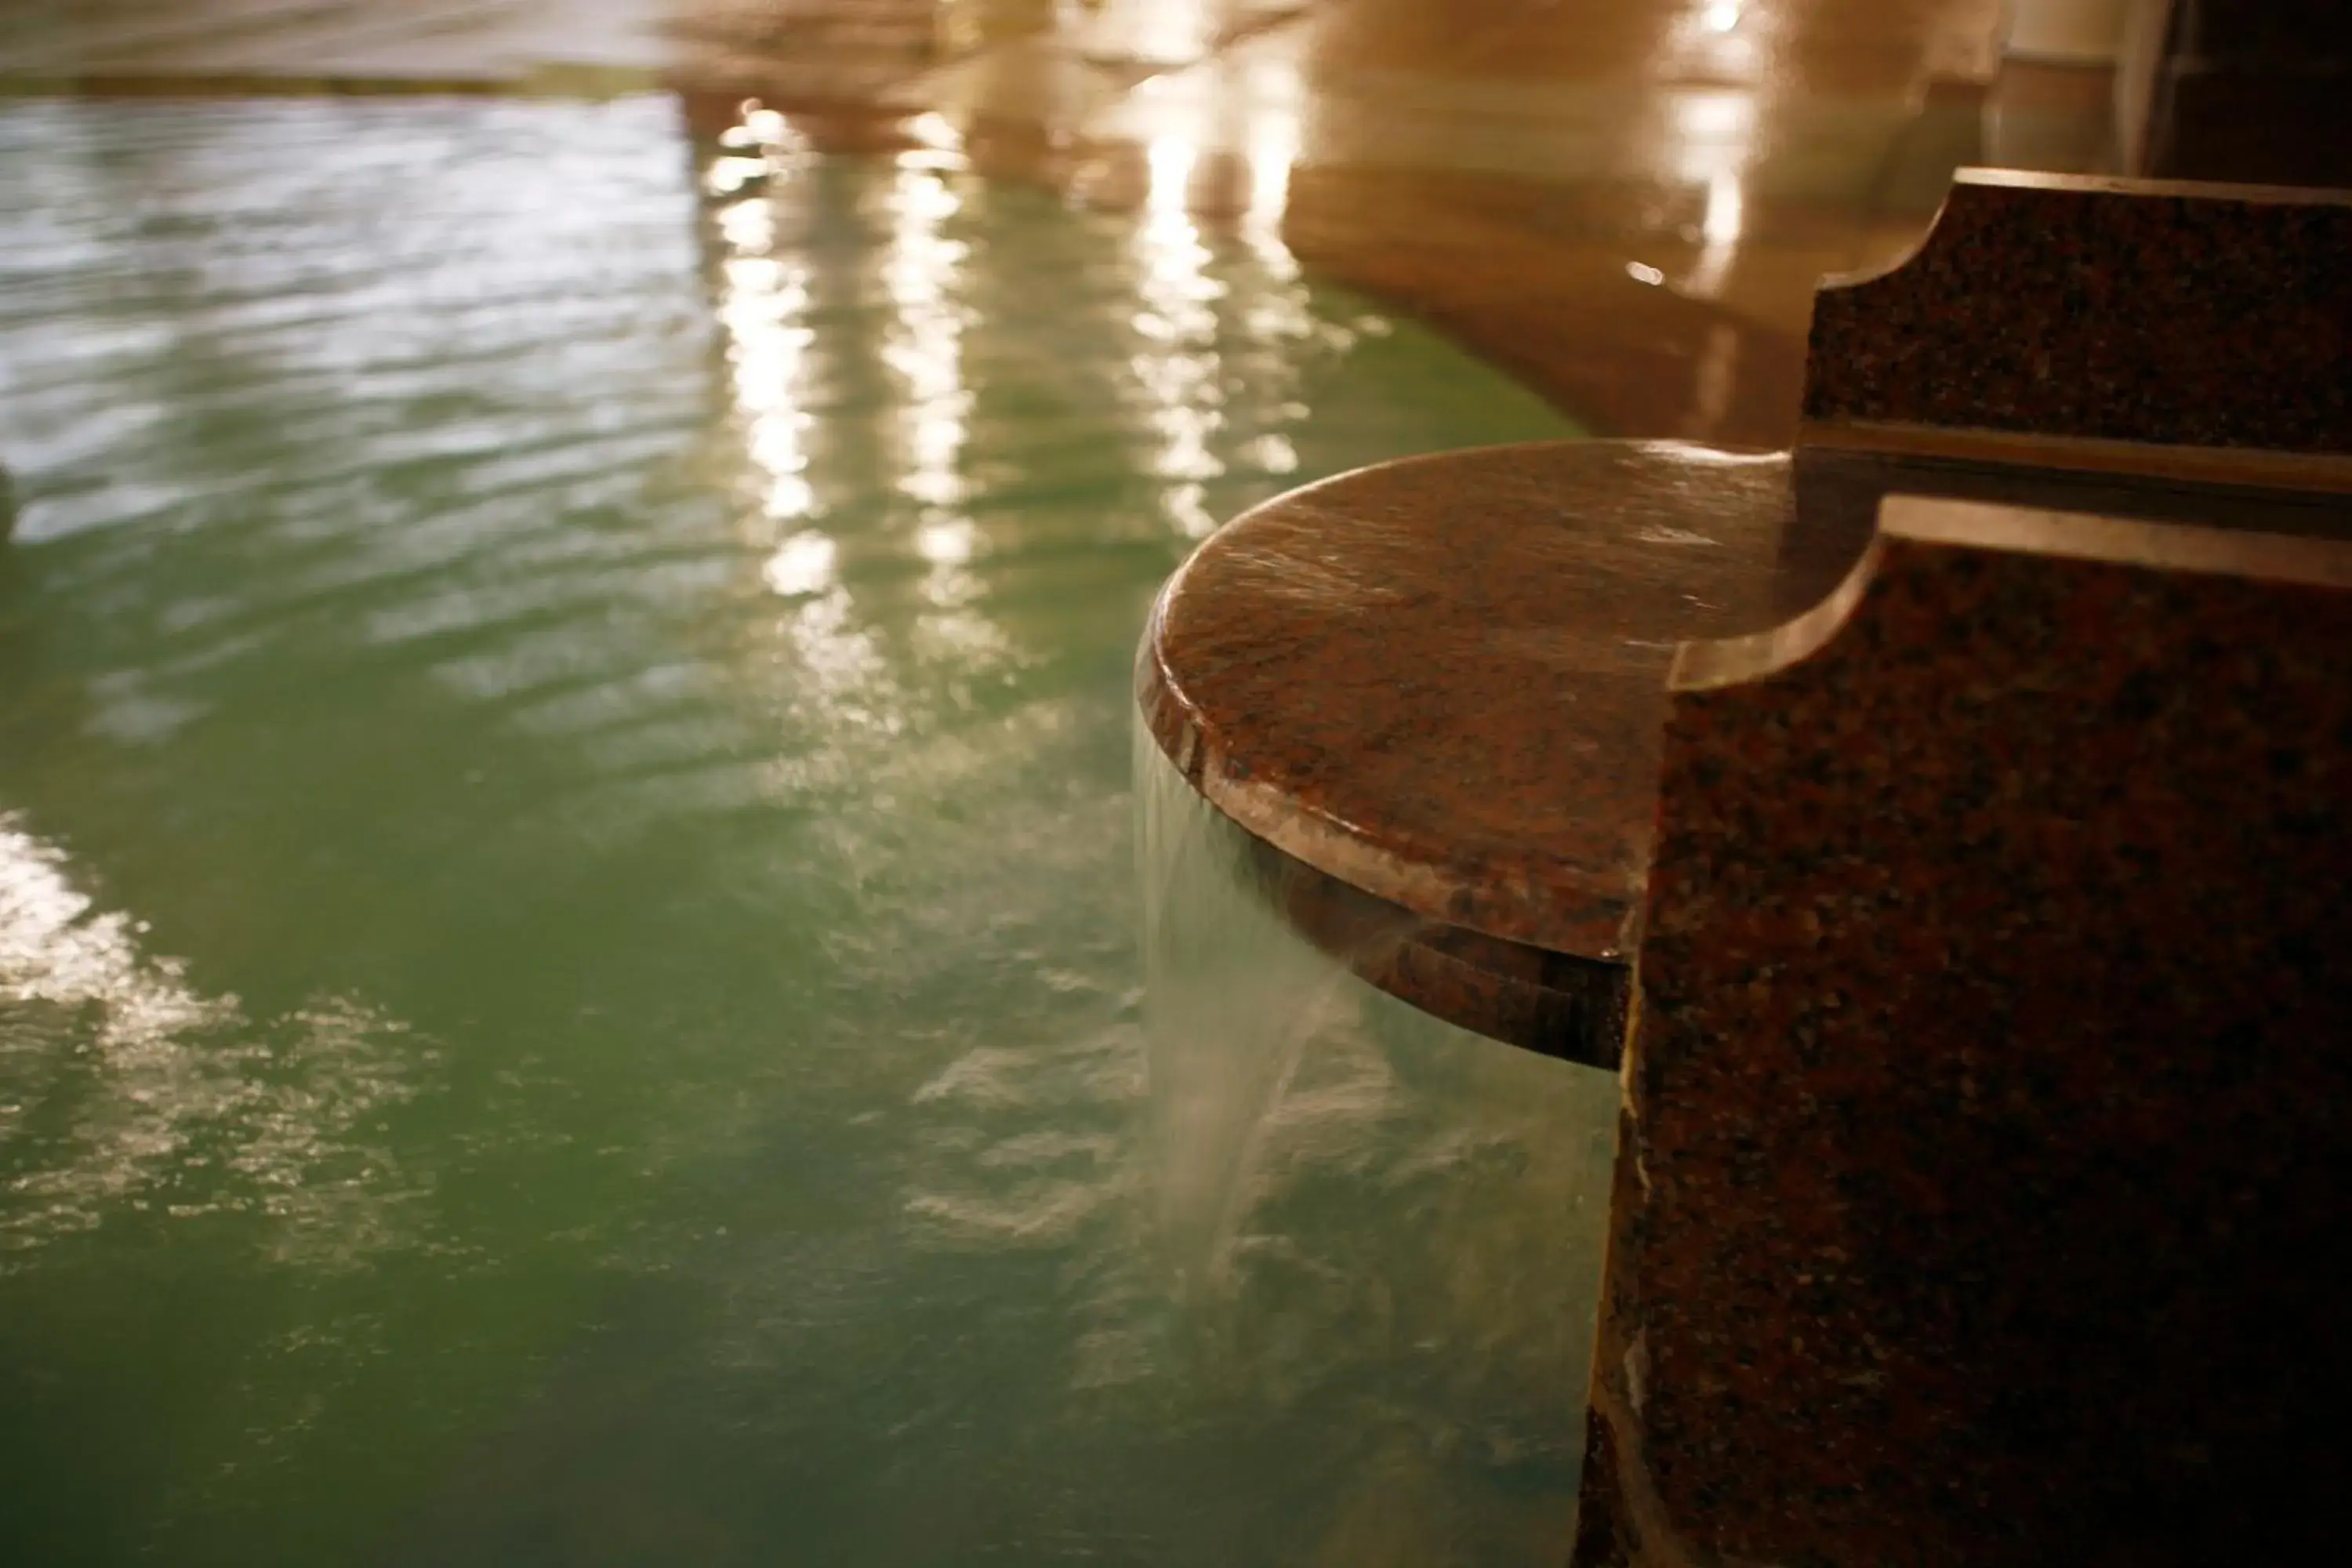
left=1135, top=718, right=1621, bottom=1456
left=1134, top=719, right=1425, bottom=1298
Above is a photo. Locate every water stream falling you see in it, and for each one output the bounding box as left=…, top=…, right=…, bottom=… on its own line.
left=1134, top=728, right=1618, bottom=1439
left=1134, top=720, right=1422, bottom=1299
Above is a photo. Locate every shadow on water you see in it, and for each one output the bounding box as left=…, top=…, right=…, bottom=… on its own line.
left=0, top=87, right=1604, bottom=1566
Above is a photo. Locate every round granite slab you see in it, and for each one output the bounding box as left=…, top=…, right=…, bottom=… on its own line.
left=1140, top=437, right=2352, bottom=1058
left=1138, top=440, right=1823, bottom=964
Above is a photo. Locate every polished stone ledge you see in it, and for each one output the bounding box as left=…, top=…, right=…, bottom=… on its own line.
left=1136, top=433, right=2352, bottom=1029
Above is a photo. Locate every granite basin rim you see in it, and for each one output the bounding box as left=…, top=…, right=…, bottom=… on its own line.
left=1136, top=438, right=1810, bottom=960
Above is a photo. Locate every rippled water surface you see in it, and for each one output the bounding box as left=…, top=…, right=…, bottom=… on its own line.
left=0, top=91, right=1604, bottom=1565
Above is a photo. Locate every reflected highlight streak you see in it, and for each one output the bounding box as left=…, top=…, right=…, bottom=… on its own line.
left=712, top=107, right=823, bottom=551
left=1134, top=135, right=1225, bottom=536
left=1665, top=89, right=1755, bottom=299
left=1688, top=169, right=1746, bottom=297
left=1145, top=133, right=1197, bottom=228
left=1674, top=0, right=1761, bottom=76
left=1243, top=106, right=1300, bottom=281
left=882, top=151, right=971, bottom=514
left=1094, top=0, right=1217, bottom=67
left=915, top=515, right=979, bottom=611
left=764, top=530, right=837, bottom=598
left=877, top=141, right=1007, bottom=671
left=719, top=205, right=821, bottom=528
left=703, top=103, right=899, bottom=725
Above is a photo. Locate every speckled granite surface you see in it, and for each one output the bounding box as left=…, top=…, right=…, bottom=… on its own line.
left=1137, top=441, right=1813, bottom=964
left=1139, top=172, right=2352, bottom=1007
left=1138, top=438, right=2352, bottom=979
left=1128, top=162, right=2352, bottom=1564
left=1574, top=497, right=2352, bottom=1567
left=1804, top=169, right=2352, bottom=453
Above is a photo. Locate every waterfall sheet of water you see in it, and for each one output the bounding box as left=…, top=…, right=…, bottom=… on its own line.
left=1135, top=719, right=1423, bottom=1297
left=1135, top=719, right=1619, bottom=1420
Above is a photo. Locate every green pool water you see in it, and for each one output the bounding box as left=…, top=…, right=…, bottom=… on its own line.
left=1, top=90, right=1608, bottom=1566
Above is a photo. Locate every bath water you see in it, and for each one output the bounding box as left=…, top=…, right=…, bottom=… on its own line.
left=1, top=89, right=1613, bottom=1565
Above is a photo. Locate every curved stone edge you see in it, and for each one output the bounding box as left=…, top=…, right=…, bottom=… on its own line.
left=1136, top=554, right=1631, bottom=1066
left=1230, top=826, right=1630, bottom=1071
left=1135, top=532, right=1518, bottom=931
left=1133, top=447, right=1652, bottom=960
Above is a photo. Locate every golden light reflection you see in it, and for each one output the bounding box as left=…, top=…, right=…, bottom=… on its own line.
left=1668, top=89, right=1758, bottom=179
left=1664, top=89, right=1755, bottom=299
left=1243, top=433, right=1299, bottom=476
left=706, top=156, right=769, bottom=198
left=1, top=817, right=426, bottom=1264
left=913, top=559, right=1004, bottom=673
left=1145, top=132, right=1198, bottom=228
left=1673, top=0, right=1760, bottom=76
left=911, top=517, right=967, bottom=597
left=906, top=111, right=963, bottom=156
left=1243, top=107, right=1300, bottom=278
left=786, top=586, right=896, bottom=730
left=709, top=101, right=839, bottom=626
left=1102, top=40, right=1317, bottom=535
left=1111, top=33, right=1305, bottom=224
left=916, top=517, right=975, bottom=567
left=1688, top=168, right=1747, bottom=296
left=1134, top=133, right=1227, bottom=532
left=879, top=140, right=1014, bottom=673
left=881, top=151, right=972, bottom=513
left=764, top=529, right=837, bottom=598
left=722, top=107, right=791, bottom=148
left=704, top=99, right=996, bottom=717
left=1091, top=0, right=1217, bottom=67
left=1655, top=0, right=1763, bottom=296
left=722, top=244, right=821, bottom=524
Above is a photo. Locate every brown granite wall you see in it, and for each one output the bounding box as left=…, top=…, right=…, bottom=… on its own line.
left=1573, top=496, right=2352, bottom=1566
left=2134, top=0, right=2352, bottom=187
left=1802, top=170, right=2352, bottom=454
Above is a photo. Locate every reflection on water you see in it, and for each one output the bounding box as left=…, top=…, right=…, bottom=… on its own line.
left=1, top=817, right=431, bottom=1265
left=0, top=88, right=1581, bottom=1566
